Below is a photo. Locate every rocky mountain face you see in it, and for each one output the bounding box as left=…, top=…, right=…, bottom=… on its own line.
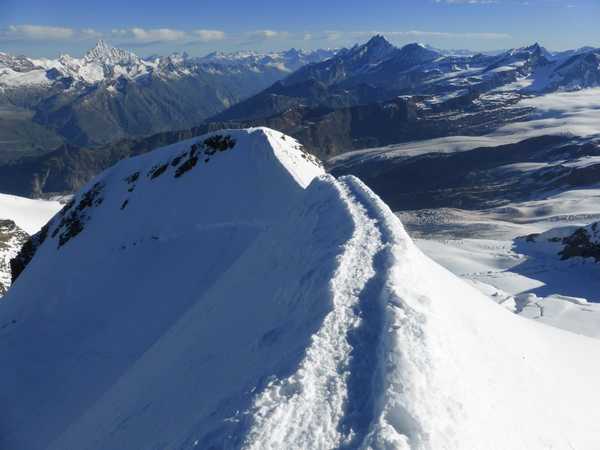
left=560, top=222, right=600, bottom=262
left=330, top=135, right=600, bottom=211
left=0, top=220, right=28, bottom=296
left=0, top=41, right=335, bottom=159
left=212, top=38, right=597, bottom=124
left=0, top=96, right=457, bottom=196
left=210, top=38, right=600, bottom=152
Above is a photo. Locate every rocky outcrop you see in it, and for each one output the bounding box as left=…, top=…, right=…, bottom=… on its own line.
left=560, top=222, right=600, bottom=262
left=0, top=220, right=29, bottom=296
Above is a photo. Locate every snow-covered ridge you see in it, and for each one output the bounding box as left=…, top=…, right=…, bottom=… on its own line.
left=0, top=40, right=336, bottom=88
left=10, top=128, right=323, bottom=281
left=2, top=127, right=600, bottom=449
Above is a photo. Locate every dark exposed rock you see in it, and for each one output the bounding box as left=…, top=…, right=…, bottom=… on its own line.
left=10, top=224, right=47, bottom=283
left=0, top=220, right=29, bottom=294
left=149, top=163, right=169, bottom=179
left=171, top=153, right=186, bottom=167
left=331, top=135, right=600, bottom=211
left=57, top=215, right=84, bottom=248
left=560, top=223, right=600, bottom=262
left=174, top=155, right=199, bottom=178
left=125, top=172, right=140, bottom=184
left=43, top=182, right=106, bottom=249
left=203, top=135, right=236, bottom=154
left=77, top=182, right=104, bottom=211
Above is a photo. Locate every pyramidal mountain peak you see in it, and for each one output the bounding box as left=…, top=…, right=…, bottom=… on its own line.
left=361, top=34, right=395, bottom=54
left=84, top=39, right=139, bottom=64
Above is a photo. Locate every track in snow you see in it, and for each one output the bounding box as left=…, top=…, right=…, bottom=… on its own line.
left=242, top=176, right=405, bottom=450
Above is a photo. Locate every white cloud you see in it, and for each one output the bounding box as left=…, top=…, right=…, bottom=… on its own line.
left=384, top=30, right=511, bottom=40
left=129, top=28, right=187, bottom=43
left=1, top=25, right=75, bottom=41
left=248, top=30, right=290, bottom=41
left=0, top=24, right=510, bottom=51
left=191, top=29, right=226, bottom=42
left=110, top=27, right=226, bottom=45
left=303, top=30, right=512, bottom=42
left=80, top=28, right=104, bottom=39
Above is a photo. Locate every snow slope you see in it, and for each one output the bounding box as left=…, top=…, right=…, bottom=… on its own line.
left=2, top=128, right=600, bottom=449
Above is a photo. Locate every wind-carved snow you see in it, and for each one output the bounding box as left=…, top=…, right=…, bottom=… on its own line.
left=2, top=128, right=600, bottom=450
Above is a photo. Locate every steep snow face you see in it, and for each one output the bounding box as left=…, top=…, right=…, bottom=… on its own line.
left=2, top=128, right=600, bottom=450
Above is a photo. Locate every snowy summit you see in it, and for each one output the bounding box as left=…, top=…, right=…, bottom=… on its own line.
left=1, top=128, right=600, bottom=449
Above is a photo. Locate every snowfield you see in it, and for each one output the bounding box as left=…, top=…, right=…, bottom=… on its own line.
left=2, top=128, right=600, bottom=449
left=0, top=193, right=62, bottom=234
left=0, top=193, right=62, bottom=295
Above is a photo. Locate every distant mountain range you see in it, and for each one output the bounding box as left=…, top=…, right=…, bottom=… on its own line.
left=0, top=40, right=335, bottom=159
left=2, top=35, right=600, bottom=198
left=212, top=37, right=600, bottom=140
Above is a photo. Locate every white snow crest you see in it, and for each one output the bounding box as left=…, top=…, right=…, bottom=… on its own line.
left=3, top=128, right=600, bottom=450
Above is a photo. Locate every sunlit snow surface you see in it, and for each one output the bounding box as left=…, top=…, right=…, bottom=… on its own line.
left=1, top=127, right=600, bottom=450
left=0, top=193, right=62, bottom=234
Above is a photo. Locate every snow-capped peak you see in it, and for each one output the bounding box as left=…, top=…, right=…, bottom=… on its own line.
left=84, top=39, right=139, bottom=65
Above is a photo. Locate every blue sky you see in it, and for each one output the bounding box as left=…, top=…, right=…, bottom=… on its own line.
left=0, top=0, right=598, bottom=57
